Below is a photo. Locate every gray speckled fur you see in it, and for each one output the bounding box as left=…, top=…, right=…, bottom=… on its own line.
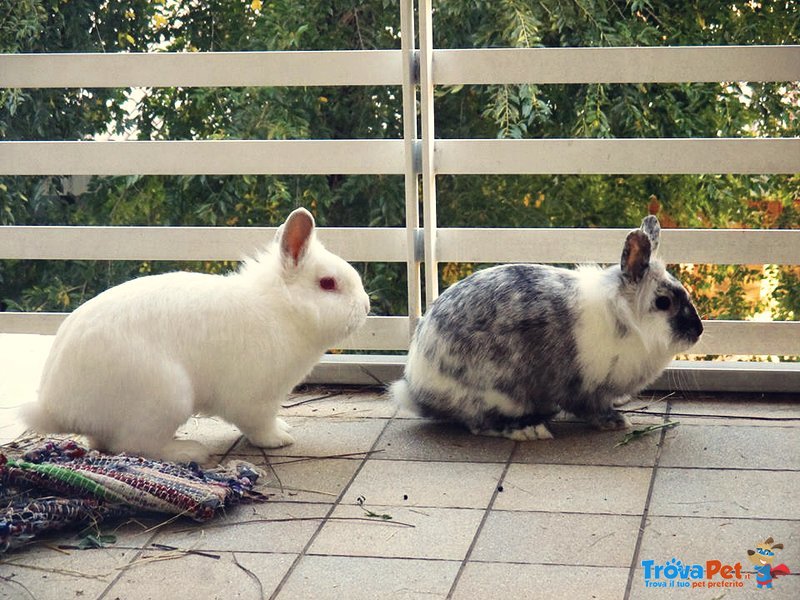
left=407, top=264, right=600, bottom=432
left=397, top=241, right=703, bottom=437
left=395, top=216, right=705, bottom=438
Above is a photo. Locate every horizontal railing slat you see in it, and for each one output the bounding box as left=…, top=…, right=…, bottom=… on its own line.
left=3, top=138, right=796, bottom=176
left=437, top=228, right=800, bottom=266
left=692, top=321, right=799, bottom=356
left=0, top=313, right=794, bottom=355
left=434, top=46, right=800, bottom=85
left=435, top=138, right=800, bottom=175
left=0, top=50, right=403, bottom=88
left=4, top=226, right=796, bottom=266
left=0, top=314, right=411, bottom=351
left=0, top=140, right=406, bottom=175
left=3, top=47, right=797, bottom=89
left=0, top=226, right=408, bottom=263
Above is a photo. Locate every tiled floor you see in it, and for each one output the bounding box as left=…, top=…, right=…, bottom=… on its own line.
left=1, top=335, right=798, bottom=599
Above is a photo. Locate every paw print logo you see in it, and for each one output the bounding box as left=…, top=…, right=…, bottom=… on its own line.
left=662, top=557, right=684, bottom=579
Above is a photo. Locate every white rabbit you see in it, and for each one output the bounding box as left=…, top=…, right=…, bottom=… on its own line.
left=392, top=215, right=703, bottom=440
left=23, top=208, right=370, bottom=463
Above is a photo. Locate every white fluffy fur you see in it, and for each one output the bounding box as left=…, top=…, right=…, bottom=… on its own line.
left=573, top=261, right=683, bottom=397
left=22, top=208, right=370, bottom=463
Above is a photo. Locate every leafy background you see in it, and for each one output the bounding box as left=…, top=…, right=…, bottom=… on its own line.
left=1, top=0, right=798, bottom=356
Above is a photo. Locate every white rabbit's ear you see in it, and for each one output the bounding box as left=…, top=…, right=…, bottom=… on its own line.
left=620, top=229, right=652, bottom=282
left=277, top=208, right=315, bottom=267
left=640, top=215, right=661, bottom=255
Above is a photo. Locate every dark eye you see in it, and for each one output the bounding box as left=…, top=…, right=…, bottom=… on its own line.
left=319, top=277, right=337, bottom=291
left=655, top=296, right=672, bottom=311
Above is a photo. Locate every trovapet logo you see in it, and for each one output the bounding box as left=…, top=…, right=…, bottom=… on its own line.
left=642, top=536, right=792, bottom=591
left=641, top=558, right=746, bottom=590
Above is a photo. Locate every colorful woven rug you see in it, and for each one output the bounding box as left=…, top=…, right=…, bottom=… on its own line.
left=0, top=439, right=268, bottom=553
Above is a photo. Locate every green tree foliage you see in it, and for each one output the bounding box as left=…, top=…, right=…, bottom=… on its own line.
left=1, top=0, right=798, bottom=331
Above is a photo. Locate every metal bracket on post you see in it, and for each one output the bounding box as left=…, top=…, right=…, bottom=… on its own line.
left=400, top=0, right=422, bottom=336
left=418, top=0, right=439, bottom=308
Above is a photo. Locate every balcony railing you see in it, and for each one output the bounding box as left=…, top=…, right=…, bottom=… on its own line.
left=1, top=0, right=799, bottom=392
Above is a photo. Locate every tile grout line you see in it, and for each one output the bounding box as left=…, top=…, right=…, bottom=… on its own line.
left=444, top=442, right=517, bottom=600
left=267, top=410, right=397, bottom=600
left=622, top=399, right=672, bottom=600
left=96, top=532, right=161, bottom=600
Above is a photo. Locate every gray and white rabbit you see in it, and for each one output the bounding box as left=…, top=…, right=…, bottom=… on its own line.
left=23, top=208, right=370, bottom=462
left=392, top=215, right=702, bottom=440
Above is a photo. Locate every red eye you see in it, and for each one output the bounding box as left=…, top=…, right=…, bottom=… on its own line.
left=319, top=277, right=337, bottom=291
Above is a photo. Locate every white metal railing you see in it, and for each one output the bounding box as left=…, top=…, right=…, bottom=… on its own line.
left=1, top=0, right=799, bottom=391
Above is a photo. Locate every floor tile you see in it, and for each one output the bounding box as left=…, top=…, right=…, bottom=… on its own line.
left=495, top=463, right=652, bottom=515
left=309, top=504, right=484, bottom=560
left=512, top=422, right=661, bottom=467
left=283, top=388, right=396, bottom=419
left=152, top=501, right=329, bottom=553
left=257, top=457, right=362, bottom=503
left=670, top=395, right=800, bottom=426
left=277, top=555, right=459, bottom=600
left=471, top=511, right=641, bottom=567
left=342, top=459, right=505, bottom=509
left=659, top=424, right=800, bottom=470
left=106, top=551, right=296, bottom=600
left=637, top=515, right=800, bottom=576
left=649, top=468, right=800, bottom=519
left=0, top=420, right=27, bottom=445
left=451, top=562, right=629, bottom=600
left=176, top=416, right=243, bottom=458
left=229, top=416, right=386, bottom=459
left=0, top=546, right=138, bottom=600
left=0, top=334, right=53, bottom=409
left=375, top=420, right=514, bottom=463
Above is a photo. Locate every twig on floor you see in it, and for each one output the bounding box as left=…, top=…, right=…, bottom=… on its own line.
left=356, top=495, right=394, bottom=521
left=615, top=421, right=679, bottom=447
left=122, top=550, right=192, bottom=570
left=0, top=574, right=37, bottom=600
left=0, top=560, right=110, bottom=581
left=233, top=552, right=265, bottom=600
left=259, top=484, right=337, bottom=497
left=267, top=448, right=385, bottom=466
left=623, top=410, right=800, bottom=422
left=171, top=515, right=415, bottom=534
left=138, top=511, right=191, bottom=535
left=358, top=365, right=386, bottom=387
left=619, top=391, right=674, bottom=413
left=150, top=543, right=221, bottom=560
left=282, top=392, right=344, bottom=408
left=259, top=448, right=285, bottom=495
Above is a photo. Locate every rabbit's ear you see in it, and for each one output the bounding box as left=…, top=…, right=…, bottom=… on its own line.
left=640, top=215, right=661, bottom=254
left=278, top=208, right=315, bottom=267
left=621, top=229, right=652, bottom=282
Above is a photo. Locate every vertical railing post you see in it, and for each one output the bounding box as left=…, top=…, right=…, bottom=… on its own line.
left=418, top=0, right=438, bottom=307
left=400, top=0, right=422, bottom=336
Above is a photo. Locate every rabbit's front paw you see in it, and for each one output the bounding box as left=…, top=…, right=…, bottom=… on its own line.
left=155, top=440, right=210, bottom=464
left=591, top=410, right=631, bottom=431
left=612, top=395, right=633, bottom=407
left=247, top=422, right=295, bottom=449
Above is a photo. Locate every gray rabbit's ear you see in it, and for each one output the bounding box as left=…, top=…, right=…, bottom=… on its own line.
left=621, top=229, right=652, bottom=282
left=640, top=215, right=661, bottom=255
left=277, top=208, right=316, bottom=267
